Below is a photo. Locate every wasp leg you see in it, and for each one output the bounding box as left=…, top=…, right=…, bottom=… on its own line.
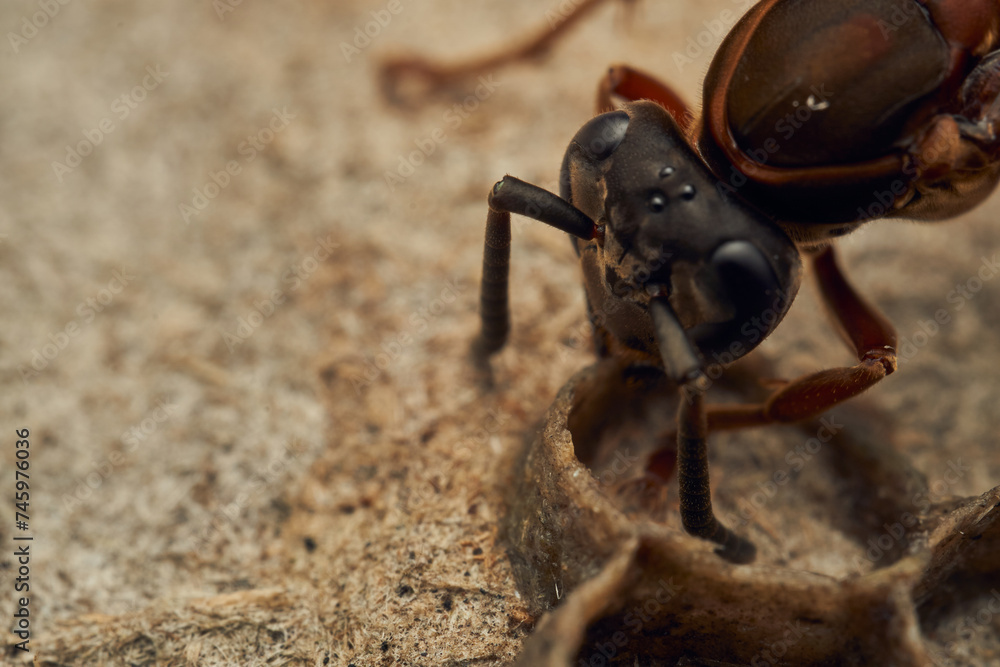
left=379, top=0, right=618, bottom=104
left=678, top=388, right=757, bottom=564
left=596, top=64, right=693, bottom=131
left=894, top=51, right=1000, bottom=222
left=473, top=176, right=599, bottom=361
left=707, top=245, right=897, bottom=430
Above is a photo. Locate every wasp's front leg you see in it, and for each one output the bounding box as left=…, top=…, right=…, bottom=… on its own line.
left=677, top=386, right=757, bottom=564
left=708, top=245, right=897, bottom=430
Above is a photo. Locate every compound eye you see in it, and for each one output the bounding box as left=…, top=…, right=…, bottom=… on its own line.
left=572, top=110, right=629, bottom=161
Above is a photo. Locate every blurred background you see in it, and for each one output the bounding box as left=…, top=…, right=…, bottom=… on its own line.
left=1, top=0, right=998, bottom=664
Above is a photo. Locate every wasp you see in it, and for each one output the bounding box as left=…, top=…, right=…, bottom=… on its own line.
left=384, top=0, right=1000, bottom=562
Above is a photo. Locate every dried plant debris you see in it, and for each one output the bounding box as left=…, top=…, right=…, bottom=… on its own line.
left=502, top=361, right=1000, bottom=666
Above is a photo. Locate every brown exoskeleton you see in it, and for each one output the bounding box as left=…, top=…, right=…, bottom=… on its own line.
left=385, top=0, right=1000, bottom=562
left=474, top=101, right=802, bottom=562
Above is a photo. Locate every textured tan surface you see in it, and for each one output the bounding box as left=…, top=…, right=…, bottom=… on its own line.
left=504, top=365, right=1000, bottom=665
left=0, top=0, right=998, bottom=665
